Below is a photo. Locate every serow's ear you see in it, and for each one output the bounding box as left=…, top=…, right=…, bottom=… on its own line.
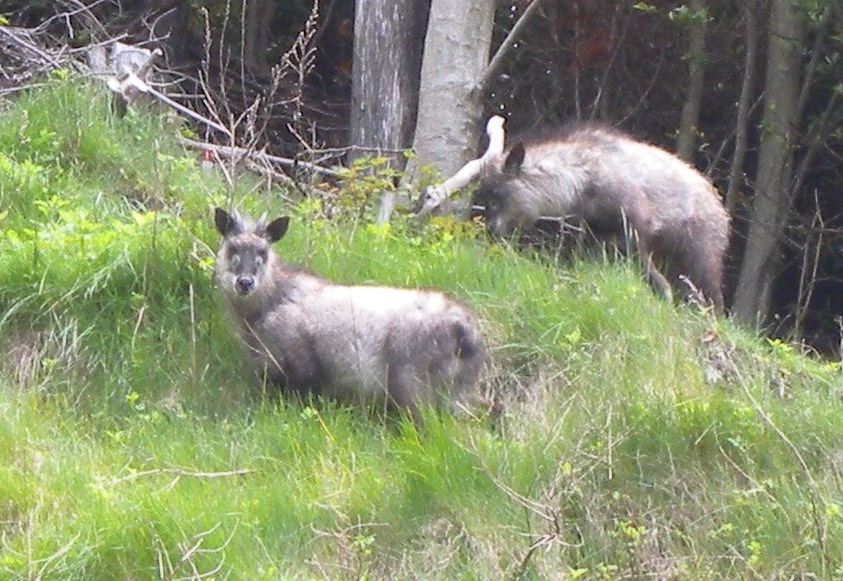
left=503, top=143, right=526, bottom=174
left=265, top=216, right=290, bottom=243
left=214, top=207, right=239, bottom=236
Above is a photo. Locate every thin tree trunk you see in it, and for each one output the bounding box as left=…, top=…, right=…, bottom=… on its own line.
left=732, top=0, right=805, bottom=327
left=725, top=0, right=758, bottom=214
left=243, top=0, right=271, bottom=74
left=676, top=0, right=708, bottom=161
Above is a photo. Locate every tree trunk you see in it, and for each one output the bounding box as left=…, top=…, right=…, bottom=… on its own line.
left=243, top=0, right=272, bottom=74
left=732, top=0, right=804, bottom=327
left=675, top=0, right=707, bottom=161
left=725, top=0, right=758, bottom=214
left=350, top=0, right=429, bottom=223
left=349, top=0, right=428, bottom=162
left=405, top=0, right=496, bottom=183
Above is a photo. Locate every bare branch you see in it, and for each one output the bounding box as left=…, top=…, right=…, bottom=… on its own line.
left=0, top=26, right=63, bottom=68
left=177, top=136, right=341, bottom=178
left=109, top=467, right=256, bottom=486
left=475, top=0, right=549, bottom=94
left=415, top=115, right=506, bottom=217
left=113, top=69, right=234, bottom=137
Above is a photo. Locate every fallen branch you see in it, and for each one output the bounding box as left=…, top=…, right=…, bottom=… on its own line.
left=109, top=467, right=256, bottom=486
left=177, top=135, right=341, bottom=178
left=415, top=115, right=507, bottom=217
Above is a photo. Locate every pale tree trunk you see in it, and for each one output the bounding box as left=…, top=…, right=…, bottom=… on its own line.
left=350, top=0, right=428, bottom=160
left=350, top=0, right=429, bottom=223
left=404, top=0, right=497, bottom=183
left=676, top=0, right=708, bottom=161
left=732, top=0, right=805, bottom=327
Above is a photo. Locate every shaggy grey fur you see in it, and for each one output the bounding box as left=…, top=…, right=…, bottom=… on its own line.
left=474, top=124, right=730, bottom=311
left=213, top=208, right=485, bottom=417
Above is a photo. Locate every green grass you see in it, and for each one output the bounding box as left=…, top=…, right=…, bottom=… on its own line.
left=2, top=76, right=843, bottom=579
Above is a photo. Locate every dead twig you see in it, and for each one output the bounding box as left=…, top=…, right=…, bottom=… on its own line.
left=177, top=135, right=341, bottom=178
left=109, top=466, right=256, bottom=486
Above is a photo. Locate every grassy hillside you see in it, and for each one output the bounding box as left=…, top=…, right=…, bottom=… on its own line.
left=2, top=77, right=843, bottom=580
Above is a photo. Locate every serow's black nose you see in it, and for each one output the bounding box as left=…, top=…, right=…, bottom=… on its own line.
left=235, top=275, right=255, bottom=294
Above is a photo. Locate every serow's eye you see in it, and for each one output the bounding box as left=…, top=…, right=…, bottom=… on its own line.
left=228, top=253, right=241, bottom=268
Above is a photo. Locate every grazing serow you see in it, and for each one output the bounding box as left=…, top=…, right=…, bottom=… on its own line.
left=419, top=117, right=730, bottom=311
left=213, top=208, right=485, bottom=417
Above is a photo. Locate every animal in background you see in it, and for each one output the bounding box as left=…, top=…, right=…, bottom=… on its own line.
left=473, top=124, right=730, bottom=311
left=213, top=208, right=486, bottom=419
left=418, top=116, right=729, bottom=311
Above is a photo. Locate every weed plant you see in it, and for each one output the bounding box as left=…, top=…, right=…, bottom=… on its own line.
left=1, top=77, right=843, bottom=579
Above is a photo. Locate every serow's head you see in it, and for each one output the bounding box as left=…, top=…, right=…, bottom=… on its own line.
left=473, top=143, right=531, bottom=237
left=214, top=208, right=289, bottom=297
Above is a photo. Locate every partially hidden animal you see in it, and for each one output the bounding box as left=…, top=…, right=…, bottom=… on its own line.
left=473, top=123, right=730, bottom=311
left=213, top=208, right=486, bottom=418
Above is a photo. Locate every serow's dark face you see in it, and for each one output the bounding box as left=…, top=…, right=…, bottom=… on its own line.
left=213, top=208, right=290, bottom=298
left=474, top=178, right=521, bottom=238
left=221, top=235, right=270, bottom=296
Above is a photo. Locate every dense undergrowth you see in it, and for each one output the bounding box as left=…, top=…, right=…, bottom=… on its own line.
left=2, top=77, right=843, bottom=580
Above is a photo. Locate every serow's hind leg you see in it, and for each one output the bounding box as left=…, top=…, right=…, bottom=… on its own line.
left=636, top=236, right=673, bottom=302
left=386, top=365, right=424, bottom=427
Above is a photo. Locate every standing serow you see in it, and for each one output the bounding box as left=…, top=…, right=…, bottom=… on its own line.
left=417, top=117, right=731, bottom=312
left=213, top=208, right=486, bottom=420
